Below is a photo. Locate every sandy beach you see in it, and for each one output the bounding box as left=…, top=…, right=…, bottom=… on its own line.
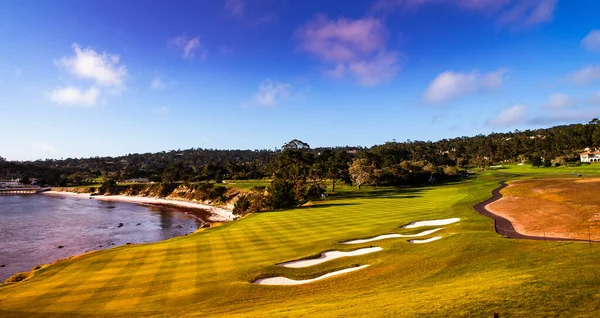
left=42, top=191, right=234, bottom=222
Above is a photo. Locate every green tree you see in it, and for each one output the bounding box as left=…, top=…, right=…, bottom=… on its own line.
left=268, top=178, right=297, bottom=208
left=270, top=139, right=314, bottom=203
left=348, top=158, right=375, bottom=189
left=326, top=150, right=351, bottom=192
left=531, top=156, right=543, bottom=167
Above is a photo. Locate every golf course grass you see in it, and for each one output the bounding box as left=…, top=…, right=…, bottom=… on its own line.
left=2, top=167, right=600, bottom=316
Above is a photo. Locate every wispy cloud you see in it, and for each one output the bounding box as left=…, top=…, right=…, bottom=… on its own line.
left=527, top=109, right=599, bottom=126
left=247, top=79, right=292, bottom=107
left=496, top=0, right=557, bottom=29
left=487, top=104, right=527, bottom=128
left=49, top=86, right=100, bottom=107
left=225, top=0, right=245, bottom=17
left=169, top=36, right=206, bottom=60
left=295, top=14, right=401, bottom=86
left=542, top=93, right=576, bottom=109
left=151, top=77, right=165, bottom=89
left=582, top=30, right=600, bottom=52
left=566, top=65, right=600, bottom=85
left=372, top=0, right=557, bottom=29
left=424, top=69, right=508, bottom=103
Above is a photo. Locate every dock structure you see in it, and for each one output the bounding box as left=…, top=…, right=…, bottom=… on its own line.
left=0, top=187, right=49, bottom=195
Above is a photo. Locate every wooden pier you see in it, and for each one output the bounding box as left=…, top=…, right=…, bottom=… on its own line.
left=0, top=187, right=49, bottom=195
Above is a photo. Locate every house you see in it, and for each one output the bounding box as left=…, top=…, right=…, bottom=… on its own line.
left=580, top=151, right=600, bottom=163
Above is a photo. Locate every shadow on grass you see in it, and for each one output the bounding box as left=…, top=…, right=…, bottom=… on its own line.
left=327, top=187, right=426, bottom=200
left=301, top=203, right=361, bottom=209
left=257, top=202, right=360, bottom=213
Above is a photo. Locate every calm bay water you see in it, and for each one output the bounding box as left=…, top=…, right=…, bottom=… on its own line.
left=0, top=194, right=204, bottom=281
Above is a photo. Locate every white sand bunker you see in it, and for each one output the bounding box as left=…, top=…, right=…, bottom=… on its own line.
left=341, top=228, right=443, bottom=244
left=278, top=247, right=382, bottom=268
left=409, top=236, right=442, bottom=244
left=402, top=218, right=460, bottom=229
left=254, top=265, right=370, bottom=285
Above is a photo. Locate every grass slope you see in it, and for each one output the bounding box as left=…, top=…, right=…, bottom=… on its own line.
left=2, top=168, right=600, bottom=317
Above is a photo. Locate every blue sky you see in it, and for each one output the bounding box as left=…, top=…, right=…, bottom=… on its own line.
left=2, top=0, right=600, bottom=160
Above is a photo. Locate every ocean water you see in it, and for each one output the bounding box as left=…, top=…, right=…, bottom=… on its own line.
left=0, top=194, right=206, bottom=281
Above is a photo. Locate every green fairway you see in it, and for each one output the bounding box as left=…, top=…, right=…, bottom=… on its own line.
left=2, top=168, right=600, bottom=317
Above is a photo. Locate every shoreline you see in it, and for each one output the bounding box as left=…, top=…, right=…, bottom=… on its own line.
left=42, top=191, right=235, bottom=222
left=473, top=181, right=599, bottom=243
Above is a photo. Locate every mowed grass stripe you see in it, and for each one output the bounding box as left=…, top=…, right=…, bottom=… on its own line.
left=5, top=168, right=600, bottom=317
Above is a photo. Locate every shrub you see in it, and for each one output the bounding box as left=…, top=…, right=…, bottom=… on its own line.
left=443, top=166, right=459, bottom=176
left=268, top=179, right=297, bottom=209
left=305, top=183, right=326, bottom=199
left=4, top=272, right=30, bottom=284
left=233, top=195, right=251, bottom=216
left=208, top=185, right=227, bottom=200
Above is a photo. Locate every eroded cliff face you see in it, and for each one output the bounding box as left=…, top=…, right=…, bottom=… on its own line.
left=50, top=187, right=96, bottom=194
left=51, top=183, right=245, bottom=210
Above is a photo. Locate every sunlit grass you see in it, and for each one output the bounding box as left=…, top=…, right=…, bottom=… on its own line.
left=2, top=169, right=600, bottom=316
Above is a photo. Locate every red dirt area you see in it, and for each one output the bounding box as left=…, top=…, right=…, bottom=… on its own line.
left=486, top=178, right=600, bottom=240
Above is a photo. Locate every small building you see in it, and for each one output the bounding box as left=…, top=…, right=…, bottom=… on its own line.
left=580, top=151, right=600, bottom=163
left=121, top=178, right=150, bottom=183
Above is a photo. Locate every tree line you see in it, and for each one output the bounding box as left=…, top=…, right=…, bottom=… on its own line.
left=3, top=120, right=600, bottom=208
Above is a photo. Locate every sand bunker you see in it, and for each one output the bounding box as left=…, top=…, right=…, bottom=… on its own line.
left=402, top=218, right=460, bottom=229
left=341, top=228, right=443, bottom=244
left=278, top=247, right=382, bottom=268
left=253, top=265, right=370, bottom=285
left=408, top=236, right=442, bottom=244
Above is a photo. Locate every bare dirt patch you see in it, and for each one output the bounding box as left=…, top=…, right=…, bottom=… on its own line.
left=486, top=178, right=600, bottom=240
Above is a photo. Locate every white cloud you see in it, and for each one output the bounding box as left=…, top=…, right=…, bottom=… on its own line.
left=566, top=65, right=600, bottom=85
left=542, top=93, right=575, bottom=109
left=295, top=15, right=401, bottom=86
left=424, top=69, right=508, bottom=103
left=169, top=36, right=205, bottom=60
left=582, top=30, right=600, bottom=52
left=55, top=43, right=127, bottom=91
left=249, top=79, right=291, bottom=107
left=49, top=86, right=100, bottom=107
left=487, top=104, right=527, bottom=128
left=151, top=77, right=165, bottom=89
left=152, top=106, right=170, bottom=114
